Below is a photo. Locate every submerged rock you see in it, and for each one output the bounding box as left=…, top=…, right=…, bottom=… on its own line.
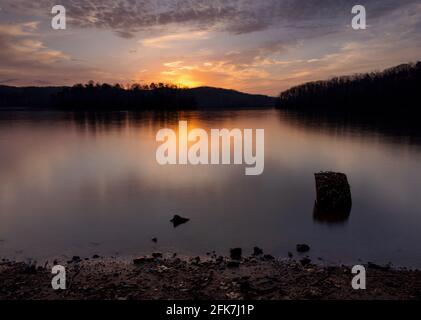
left=314, top=171, right=352, bottom=223
left=170, top=215, right=190, bottom=227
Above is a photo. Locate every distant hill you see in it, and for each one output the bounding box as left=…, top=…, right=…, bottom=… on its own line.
left=190, top=87, right=276, bottom=108
left=0, top=84, right=275, bottom=110
left=0, top=86, right=64, bottom=108
left=276, top=62, right=421, bottom=114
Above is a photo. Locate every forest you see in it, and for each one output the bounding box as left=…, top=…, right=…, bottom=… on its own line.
left=53, top=82, right=197, bottom=110
left=276, top=62, right=421, bottom=114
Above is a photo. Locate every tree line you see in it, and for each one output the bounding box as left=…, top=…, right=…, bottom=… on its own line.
left=53, top=81, right=197, bottom=109
left=276, top=62, right=421, bottom=114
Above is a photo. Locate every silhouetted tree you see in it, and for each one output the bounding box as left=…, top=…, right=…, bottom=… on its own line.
left=276, top=62, right=421, bottom=114
left=52, top=82, right=197, bottom=110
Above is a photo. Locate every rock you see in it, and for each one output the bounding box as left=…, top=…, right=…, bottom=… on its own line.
left=152, top=252, right=163, bottom=259
left=72, top=256, right=81, bottom=262
left=157, top=265, right=169, bottom=273
left=92, top=254, right=100, bottom=259
left=314, top=172, right=352, bottom=223
left=190, top=256, right=201, bottom=264
left=296, top=244, right=310, bottom=253
left=368, top=262, right=391, bottom=271
left=230, top=248, right=242, bottom=260
left=23, top=264, right=37, bottom=274
left=239, top=280, right=251, bottom=293
left=227, top=261, right=240, bottom=268
left=288, top=252, right=293, bottom=258
left=152, top=237, right=158, bottom=243
left=133, top=256, right=154, bottom=265
left=170, top=215, right=190, bottom=227
left=300, top=258, right=312, bottom=266
left=263, top=254, right=275, bottom=260
left=253, top=247, right=263, bottom=256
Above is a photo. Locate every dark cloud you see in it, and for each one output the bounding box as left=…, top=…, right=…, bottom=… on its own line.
left=3, top=0, right=418, bottom=38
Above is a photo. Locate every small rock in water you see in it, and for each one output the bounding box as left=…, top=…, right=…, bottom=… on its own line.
left=253, top=247, right=263, bottom=256
left=296, top=244, right=310, bottom=253
left=72, top=256, right=81, bottom=262
left=230, top=248, right=242, bottom=260
left=288, top=252, right=293, bottom=258
left=170, top=215, right=190, bottom=227
left=152, top=237, right=158, bottom=243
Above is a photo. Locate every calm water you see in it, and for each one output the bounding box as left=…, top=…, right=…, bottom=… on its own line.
left=1, top=109, right=421, bottom=267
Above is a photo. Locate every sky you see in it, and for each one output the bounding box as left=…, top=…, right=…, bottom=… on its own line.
left=0, top=0, right=420, bottom=96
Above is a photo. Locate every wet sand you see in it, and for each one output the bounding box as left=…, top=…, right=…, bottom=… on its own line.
left=1, top=254, right=420, bottom=300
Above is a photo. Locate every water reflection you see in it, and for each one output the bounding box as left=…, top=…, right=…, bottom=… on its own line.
left=313, top=202, right=352, bottom=224
left=279, top=109, right=421, bottom=146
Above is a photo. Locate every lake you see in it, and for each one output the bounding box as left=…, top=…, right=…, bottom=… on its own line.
left=1, top=108, right=421, bottom=267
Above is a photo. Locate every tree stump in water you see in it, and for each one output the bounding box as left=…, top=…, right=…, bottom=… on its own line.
left=314, top=172, right=352, bottom=223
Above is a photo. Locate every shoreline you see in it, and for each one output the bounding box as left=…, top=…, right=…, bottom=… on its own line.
left=1, top=254, right=420, bottom=300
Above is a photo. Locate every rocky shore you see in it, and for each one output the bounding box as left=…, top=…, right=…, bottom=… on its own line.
left=1, top=253, right=420, bottom=300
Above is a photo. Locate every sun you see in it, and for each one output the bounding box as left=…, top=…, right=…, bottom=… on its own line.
left=175, top=76, right=201, bottom=88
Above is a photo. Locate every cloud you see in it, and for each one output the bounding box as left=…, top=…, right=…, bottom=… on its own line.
left=3, top=0, right=418, bottom=38
left=0, top=21, right=40, bottom=36
left=0, top=22, right=70, bottom=67
left=141, top=31, right=209, bottom=47
left=0, top=22, right=109, bottom=86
